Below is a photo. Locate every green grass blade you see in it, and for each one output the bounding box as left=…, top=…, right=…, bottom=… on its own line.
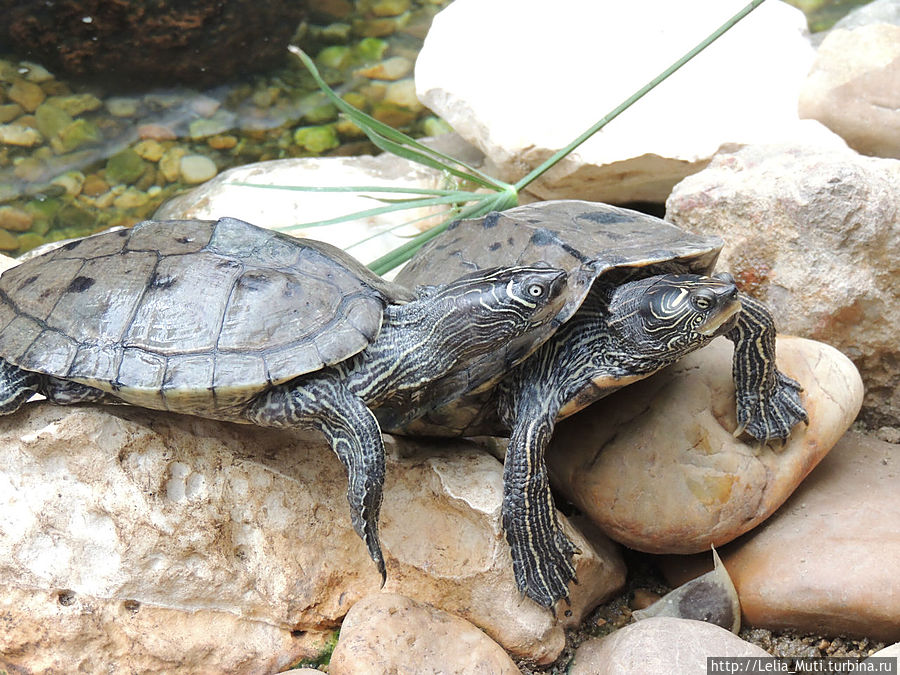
left=230, top=182, right=474, bottom=196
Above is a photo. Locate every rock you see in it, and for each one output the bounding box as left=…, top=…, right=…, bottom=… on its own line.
left=799, top=23, right=900, bottom=158
left=0, top=205, right=33, bottom=231
left=0, top=228, right=19, bottom=250
left=154, top=137, right=485, bottom=266
left=329, top=593, right=520, bottom=674
left=34, top=102, right=74, bottom=140
left=105, top=149, right=148, bottom=185
left=159, top=147, right=189, bottom=182
left=355, top=56, right=414, bottom=80
left=415, top=0, right=827, bottom=203
left=868, top=642, right=900, bottom=661
left=547, top=336, right=862, bottom=553
left=7, top=78, right=45, bottom=112
left=0, top=1, right=309, bottom=87
left=666, top=143, right=900, bottom=425
left=0, top=403, right=625, bottom=667
left=293, top=125, right=340, bottom=153
left=0, top=103, right=23, bottom=123
left=382, top=78, right=423, bottom=111
left=0, top=122, right=42, bottom=146
left=719, top=432, right=900, bottom=643
left=45, top=93, right=103, bottom=116
left=178, top=154, right=218, bottom=184
left=54, top=118, right=103, bottom=153
left=569, top=617, right=770, bottom=675
left=133, top=140, right=166, bottom=162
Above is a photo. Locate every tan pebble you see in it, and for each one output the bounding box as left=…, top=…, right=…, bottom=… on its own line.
left=0, top=229, right=20, bottom=250
left=8, top=79, right=46, bottom=112
left=207, top=134, right=237, bottom=150
left=0, top=103, right=23, bottom=124
left=137, top=123, right=177, bottom=141
left=0, top=123, right=43, bottom=147
left=50, top=171, right=85, bottom=197
left=630, top=588, right=662, bottom=610
left=114, top=188, right=150, bottom=209
left=383, top=78, right=422, bottom=110
left=179, top=154, right=217, bottom=184
left=355, top=56, right=413, bottom=81
left=0, top=206, right=34, bottom=232
left=82, top=174, right=110, bottom=197
left=159, top=147, right=188, bottom=182
left=134, top=139, right=165, bottom=162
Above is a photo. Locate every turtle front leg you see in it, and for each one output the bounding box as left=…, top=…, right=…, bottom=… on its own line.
left=245, top=371, right=387, bottom=582
left=727, top=293, right=809, bottom=442
left=499, top=389, right=579, bottom=608
left=0, top=358, right=40, bottom=414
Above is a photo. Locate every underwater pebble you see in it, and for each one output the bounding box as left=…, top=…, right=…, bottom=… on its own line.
left=0, top=103, right=23, bottom=123
left=0, top=229, right=19, bottom=250
left=19, top=62, right=54, bottom=83
left=207, top=135, right=237, bottom=150
left=50, top=171, right=85, bottom=197
left=105, top=97, right=140, bottom=117
left=113, top=188, right=150, bottom=209
left=81, top=174, right=110, bottom=197
left=46, top=94, right=103, bottom=116
left=34, top=102, right=73, bottom=139
left=159, top=147, right=188, bottom=182
left=355, top=56, right=413, bottom=81
left=134, top=140, right=165, bottom=162
left=137, top=123, right=177, bottom=141
left=0, top=123, right=43, bottom=147
left=7, top=79, right=46, bottom=112
left=106, top=149, right=147, bottom=184
left=371, top=0, right=411, bottom=17
left=54, top=118, right=103, bottom=153
left=293, top=125, right=340, bottom=153
left=179, top=155, right=217, bottom=184
left=383, top=78, right=423, bottom=110
left=0, top=206, right=33, bottom=231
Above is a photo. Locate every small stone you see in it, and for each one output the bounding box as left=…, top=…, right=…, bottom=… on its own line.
left=82, top=174, right=110, bottom=197
left=50, top=171, right=85, bottom=197
left=293, top=125, right=340, bottom=153
left=371, top=0, right=411, bottom=16
left=250, top=87, right=280, bottom=108
left=422, top=116, right=453, bottom=137
left=0, top=229, right=19, bottom=250
left=15, top=232, right=45, bottom=254
left=188, top=111, right=235, bottom=140
left=12, top=157, right=45, bottom=181
left=134, top=140, right=166, bottom=162
left=188, top=95, right=221, bottom=118
left=106, top=149, right=148, bottom=185
left=382, top=78, right=422, bottom=110
left=371, top=102, right=417, bottom=127
left=137, top=124, right=177, bottom=141
left=159, top=147, right=188, bottom=182
left=341, top=91, right=368, bottom=110
left=334, top=115, right=365, bottom=139
left=45, top=93, right=103, bottom=116
left=0, top=103, right=23, bottom=124
left=0, top=206, right=33, bottom=231
left=105, top=96, right=140, bottom=117
left=114, top=188, right=150, bottom=209
left=7, top=79, right=45, bottom=112
left=569, top=617, right=770, bottom=675
left=300, top=93, right=337, bottom=124
left=207, top=135, right=237, bottom=150
left=179, top=155, right=218, bottom=184
left=352, top=37, right=389, bottom=63
left=315, top=45, right=352, bottom=70
left=54, top=118, right=103, bottom=153
left=0, top=123, right=43, bottom=147
left=329, top=593, right=520, bottom=675
left=34, top=102, right=74, bottom=139
left=355, top=56, right=413, bottom=81
left=19, top=61, right=54, bottom=83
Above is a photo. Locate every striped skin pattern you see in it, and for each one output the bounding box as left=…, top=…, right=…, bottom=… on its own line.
left=497, top=274, right=752, bottom=608
left=728, top=293, right=808, bottom=441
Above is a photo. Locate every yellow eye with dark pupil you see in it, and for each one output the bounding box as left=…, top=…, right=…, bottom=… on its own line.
left=694, top=295, right=712, bottom=310
left=528, top=284, right=544, bottom=298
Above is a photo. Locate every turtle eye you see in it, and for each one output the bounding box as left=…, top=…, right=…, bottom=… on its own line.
left=527, top=283, right=545, bottom=298
left=692, top=292, right=714, bottom=311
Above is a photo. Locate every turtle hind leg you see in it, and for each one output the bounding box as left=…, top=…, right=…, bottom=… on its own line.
left=245, top=371, right=387, bottom=581
left=499, top=386, right=579, bottom=608
left=43, top=377, right=112, bottom=406
left=0, top=358, right=40, bottom=414
left=728, top=293, right=809, bottom=442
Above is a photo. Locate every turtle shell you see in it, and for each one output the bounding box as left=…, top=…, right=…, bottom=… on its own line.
left=396, top=200, right=723, bottom=322
left=0, top=217, right=411, bottom=413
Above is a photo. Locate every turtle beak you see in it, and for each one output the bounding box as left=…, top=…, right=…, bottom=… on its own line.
left=698, top=283, right=741, bottom=336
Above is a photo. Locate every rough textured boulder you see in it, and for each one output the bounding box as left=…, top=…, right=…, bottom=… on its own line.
left=0, top=404, right=625, bottom=670
left=548, top=336, right=862, bottom=553
left=329, top=593, right=520, bottom=674
left=0, top=1, right=307, bottom=86
left=569, top=617, right=770, bottom=675
left=667, top=143, right=900, bottom=425
left=799, top=21, right=900, bottom=158
left=415, top=0, right=831, bottom=203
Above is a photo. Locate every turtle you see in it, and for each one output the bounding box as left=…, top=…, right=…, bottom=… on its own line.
left=391, top=199, right=809, bottom=609
left=0, top=216, right=570, bottom=582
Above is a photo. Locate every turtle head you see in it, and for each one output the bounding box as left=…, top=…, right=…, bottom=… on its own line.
left=428, top=264, right=568, bottom=351
left=608, top=272, right=741, bottom=358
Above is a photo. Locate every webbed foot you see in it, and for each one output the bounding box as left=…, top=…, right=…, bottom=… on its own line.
left=734, top=369, right=808, bottom=443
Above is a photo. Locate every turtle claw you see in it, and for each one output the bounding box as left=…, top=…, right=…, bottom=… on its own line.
left=505, top=516, right=579, bottom=609
left=735, top=370, right=808, bottom=444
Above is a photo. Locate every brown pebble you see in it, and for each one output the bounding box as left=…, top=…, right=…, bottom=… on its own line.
left=207, top=134, right=237, bottom=150
left=82, top=174, right=110, bottom=197
left=0, top=229, right=20, bottom=250
left=630, top=588, right=663, bottom=610
left=0, top=206, right=34, bottom=232
left=137, top=123, right=177, bottom=141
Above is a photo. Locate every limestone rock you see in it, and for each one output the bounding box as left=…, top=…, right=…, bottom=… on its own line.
left=666, top=143, right=900, bottom=425
left=799, top=23, right=900, bottom=158
left=329, top=593, right=520, bottom=674
left=0, top=403, right=624, bottom=669
left=415, top=0, right=829, bottom=203
left=569, top=617, right=770, bottom=675
left=722, top=432, right=900, bottom=643
left=547, top=336, right=862, bottom=553
left=154, top=135, right=484, bottom=266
